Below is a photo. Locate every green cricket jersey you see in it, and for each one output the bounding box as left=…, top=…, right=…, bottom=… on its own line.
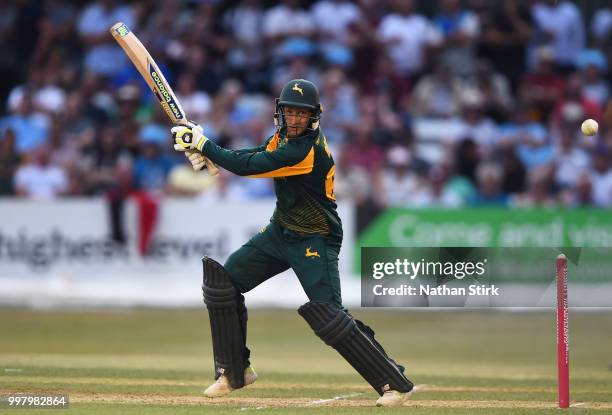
left=201, top=127, right=342, bottom=242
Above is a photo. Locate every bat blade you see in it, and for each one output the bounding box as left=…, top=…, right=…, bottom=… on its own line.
left=110, top=22, right=218, bottom=176
left=110, top=22, right=186, bottom=124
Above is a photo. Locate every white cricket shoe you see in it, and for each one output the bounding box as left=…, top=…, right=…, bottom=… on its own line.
left=204, top=366, right=257, bottom=397
left=375, top=389, right=412, bottom=407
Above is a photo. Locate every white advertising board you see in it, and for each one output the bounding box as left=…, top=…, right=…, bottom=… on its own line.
left=0, top=198, right=356, bottom=308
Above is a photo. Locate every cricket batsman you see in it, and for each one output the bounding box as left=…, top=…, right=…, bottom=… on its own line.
left=172, top=79, right=414, bottom=406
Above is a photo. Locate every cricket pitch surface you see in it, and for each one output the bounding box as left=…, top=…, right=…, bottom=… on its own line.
left=1, top=308, right=611, bottom=414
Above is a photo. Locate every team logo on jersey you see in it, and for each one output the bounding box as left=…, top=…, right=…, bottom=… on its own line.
left=305, top=247, right=320, bottom=258
left=292, top=83, right=304, bottom=96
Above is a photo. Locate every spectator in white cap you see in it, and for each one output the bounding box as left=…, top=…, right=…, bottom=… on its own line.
left=374, top=145, right=419, bottom=207
left=14, top=145, right=68, bottom=200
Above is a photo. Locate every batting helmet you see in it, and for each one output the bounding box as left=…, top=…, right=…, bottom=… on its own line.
left=274, top=79, right=323, bottom=131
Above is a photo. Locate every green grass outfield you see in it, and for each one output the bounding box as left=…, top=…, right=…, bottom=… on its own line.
left=1, top=308, right=611, bottom=414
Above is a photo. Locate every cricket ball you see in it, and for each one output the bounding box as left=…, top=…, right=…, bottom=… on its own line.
left=581, top=119, right=599, bottom=136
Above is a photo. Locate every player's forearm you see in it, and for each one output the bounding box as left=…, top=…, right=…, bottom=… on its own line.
left=232, top=143, right=267, bottom=155
left=202, top=140, right=313, bottom=178
left=201, top=140, right=279, bottom=176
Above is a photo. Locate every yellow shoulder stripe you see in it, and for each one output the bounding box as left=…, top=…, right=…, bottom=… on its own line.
left=265, top=132, right=280, bottom=152
left=325, top=164, right=336, bottom=201
left=247, top=146, right=315, bottom=178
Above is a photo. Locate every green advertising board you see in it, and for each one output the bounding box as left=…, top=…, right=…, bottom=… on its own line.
left=359, top=208, right=612, bottom=247
left=355, top=208, right=612, bottom=275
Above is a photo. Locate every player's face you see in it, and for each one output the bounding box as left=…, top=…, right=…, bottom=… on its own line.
left=284, top=106, right=313, bottom=137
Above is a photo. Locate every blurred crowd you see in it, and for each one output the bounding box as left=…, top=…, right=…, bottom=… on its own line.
left=1, top=0, right=612, bottom=210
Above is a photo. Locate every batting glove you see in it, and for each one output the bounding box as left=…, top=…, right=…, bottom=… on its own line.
left=172, top=121, right=208, bottom=152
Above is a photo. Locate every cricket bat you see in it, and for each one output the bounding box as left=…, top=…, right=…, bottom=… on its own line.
left=110, top=22, right=218, bottom=176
